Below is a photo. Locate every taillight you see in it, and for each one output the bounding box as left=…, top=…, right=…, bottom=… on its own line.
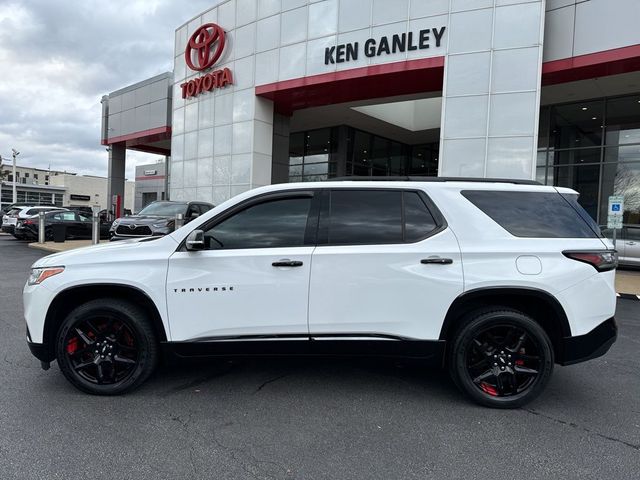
left=23, top=219, right=35, bottom=225
left=563, top=250, right=618, bottom=272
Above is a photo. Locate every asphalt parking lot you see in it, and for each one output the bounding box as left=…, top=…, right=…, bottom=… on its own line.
left=0, top=235, right=638, bottom=479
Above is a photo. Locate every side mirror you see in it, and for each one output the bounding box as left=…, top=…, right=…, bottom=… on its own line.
left=185, top=229, right=205, bottom=251
left=186, top=212, right=199, bottom=222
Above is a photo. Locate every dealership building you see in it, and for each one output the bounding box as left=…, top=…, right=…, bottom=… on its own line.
left=100, top=0, right=640, bottom=225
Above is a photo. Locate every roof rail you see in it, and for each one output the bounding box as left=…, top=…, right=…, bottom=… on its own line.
left=328, top=176, right=541, bottom=185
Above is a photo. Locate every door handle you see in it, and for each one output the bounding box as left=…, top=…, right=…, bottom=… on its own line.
left=420, top=257, right=453, bottom=265
left=272, top=260, right=303, bottom=267
left=627, top=241, right=636, bottom=246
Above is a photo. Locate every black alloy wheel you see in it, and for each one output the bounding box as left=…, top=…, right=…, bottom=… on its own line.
left=449, top=309, right=554, bottom=408
left=56, top=299, right=158, bottom=395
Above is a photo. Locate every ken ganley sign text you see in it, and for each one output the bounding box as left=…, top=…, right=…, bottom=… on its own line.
left=180, top=23, right=232, bottom=99
left=324, top=26, right=446, bottom=65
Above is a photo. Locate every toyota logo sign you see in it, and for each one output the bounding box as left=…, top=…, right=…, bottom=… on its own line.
left=180, top=23, right=233, bottom=99
left=185, top=23, right=226, bottom=71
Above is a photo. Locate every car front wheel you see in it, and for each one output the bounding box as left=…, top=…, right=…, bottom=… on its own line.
left=55, top=298, right=158, bottom=395
left=449, top=308, right=554, bottom=408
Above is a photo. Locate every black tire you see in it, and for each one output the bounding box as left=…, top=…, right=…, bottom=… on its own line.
left=44, top=228, right=53, bottom=241
left=448, top=308, right=554, bottom=408
left=55, top=298, right=158, bottom=395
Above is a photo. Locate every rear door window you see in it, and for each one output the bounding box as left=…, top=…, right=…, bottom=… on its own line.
left=461, top=190, right=599, bottom=238
left=328, top=190, right=403, bottom=245
left=325, top=190, right=439, bottom=245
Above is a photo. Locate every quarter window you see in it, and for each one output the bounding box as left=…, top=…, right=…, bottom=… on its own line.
left=462, top=190, right=599, bottom=238
left=203, top=197, right=312, bottom=250
left=404, top=192, right=437, bottom=242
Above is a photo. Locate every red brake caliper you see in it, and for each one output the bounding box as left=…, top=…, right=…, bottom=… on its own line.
left=480, top=383, right=498, bottom=396
left=66, top=337, right=79, bottom=354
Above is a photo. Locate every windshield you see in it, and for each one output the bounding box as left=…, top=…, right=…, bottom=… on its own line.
left=137, top=202, right=187, bottom=216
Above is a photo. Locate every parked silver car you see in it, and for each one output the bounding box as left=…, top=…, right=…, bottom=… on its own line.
left=602, top=225, right=640, bottom=267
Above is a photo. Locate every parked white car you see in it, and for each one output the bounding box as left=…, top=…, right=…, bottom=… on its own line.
left=2, top=206, right=66, bottom=238
left=601, top=225, right=640, bottom=267
left=23, top=179, right=617, bottom=408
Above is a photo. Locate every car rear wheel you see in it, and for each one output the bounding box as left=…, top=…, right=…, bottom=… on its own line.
left=449, top=308, right=554, bottom=408
left=55, top=299, right=158, bottom=395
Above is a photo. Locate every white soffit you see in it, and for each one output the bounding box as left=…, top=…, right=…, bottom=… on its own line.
left=351, top=97, right=443, bottom=132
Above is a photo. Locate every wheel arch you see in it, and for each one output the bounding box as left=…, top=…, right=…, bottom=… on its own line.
left=42, top=283, right=167, bottom=361
left=440, top=287, right=571, bottom=359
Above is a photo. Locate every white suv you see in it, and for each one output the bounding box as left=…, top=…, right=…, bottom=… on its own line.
left=23, top=179, right=617, bottom=408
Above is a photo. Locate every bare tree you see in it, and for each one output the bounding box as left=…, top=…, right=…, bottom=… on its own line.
left=613, top=163, right=640, bottom=215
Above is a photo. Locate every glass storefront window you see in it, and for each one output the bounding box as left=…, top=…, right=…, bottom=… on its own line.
left=289, top=133, right=304, bottom=166
left=288, top=128, right=336, bottom=182
left=551, top=100, right=604, bottom=149
left=553, top=148, right=601, bottom=166
left=553, top=164, right=601, bottom=220
left=541, top=93, right=640, bottom=225
left=289, top=126, right=439, bottom=182
left=604, top=95, right=640, bottom=145
left=371, top=137, right=390, bottom=176
left=600, top=159, right=640, bottom=225
left=389, top=143, right=404, bottom=176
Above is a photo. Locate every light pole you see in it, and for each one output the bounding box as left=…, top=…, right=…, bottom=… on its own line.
left=11, top=149, right=19, bottom=204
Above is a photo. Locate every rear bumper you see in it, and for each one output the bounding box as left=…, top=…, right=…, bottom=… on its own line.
left=558, top=317, right=617, bottom=365
left=1, top=225, right=15, bottom=233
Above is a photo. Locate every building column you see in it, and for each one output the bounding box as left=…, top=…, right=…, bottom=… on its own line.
left=271, top=112, right=291, bottom=184
left=439, top=0, right=545, bottom=180
left=107, top=142, right=126, bottom=217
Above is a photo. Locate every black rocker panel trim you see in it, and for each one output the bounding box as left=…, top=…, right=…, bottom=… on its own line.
left=162, top=334, right=445, bottom=364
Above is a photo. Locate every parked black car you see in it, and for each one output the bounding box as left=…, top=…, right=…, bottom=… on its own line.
left=15, top=210, right=111, bottom=241
left=65, top=206, right=94, bottom=216
left=109, top=201, right=214, bottom=240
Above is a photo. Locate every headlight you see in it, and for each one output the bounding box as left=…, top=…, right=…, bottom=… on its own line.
left=28, top=267, right=64, bottom=285
left=112, top=219, right=121, bottom=227
left=152, top=222, right=168, bottom=228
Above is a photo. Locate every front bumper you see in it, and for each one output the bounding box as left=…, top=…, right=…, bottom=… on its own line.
left=558, top=317, right=617, bottom=365
left=110, top=231, right=169, bottom=241
left=27, top=340, right=51, bottom=362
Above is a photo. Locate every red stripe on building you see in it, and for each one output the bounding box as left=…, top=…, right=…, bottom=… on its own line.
left=541, top=44, right=640, bottom=85
left=106, top=126, right=171, bottom=145
left=256, top=57, right=445, bottom=114
left=135, top=175, right=166, bottom=181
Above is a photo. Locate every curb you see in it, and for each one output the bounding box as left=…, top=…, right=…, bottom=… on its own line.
left=616, top=293, right=640, bottom=301
left=27, top=243, right=62, bottom=253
